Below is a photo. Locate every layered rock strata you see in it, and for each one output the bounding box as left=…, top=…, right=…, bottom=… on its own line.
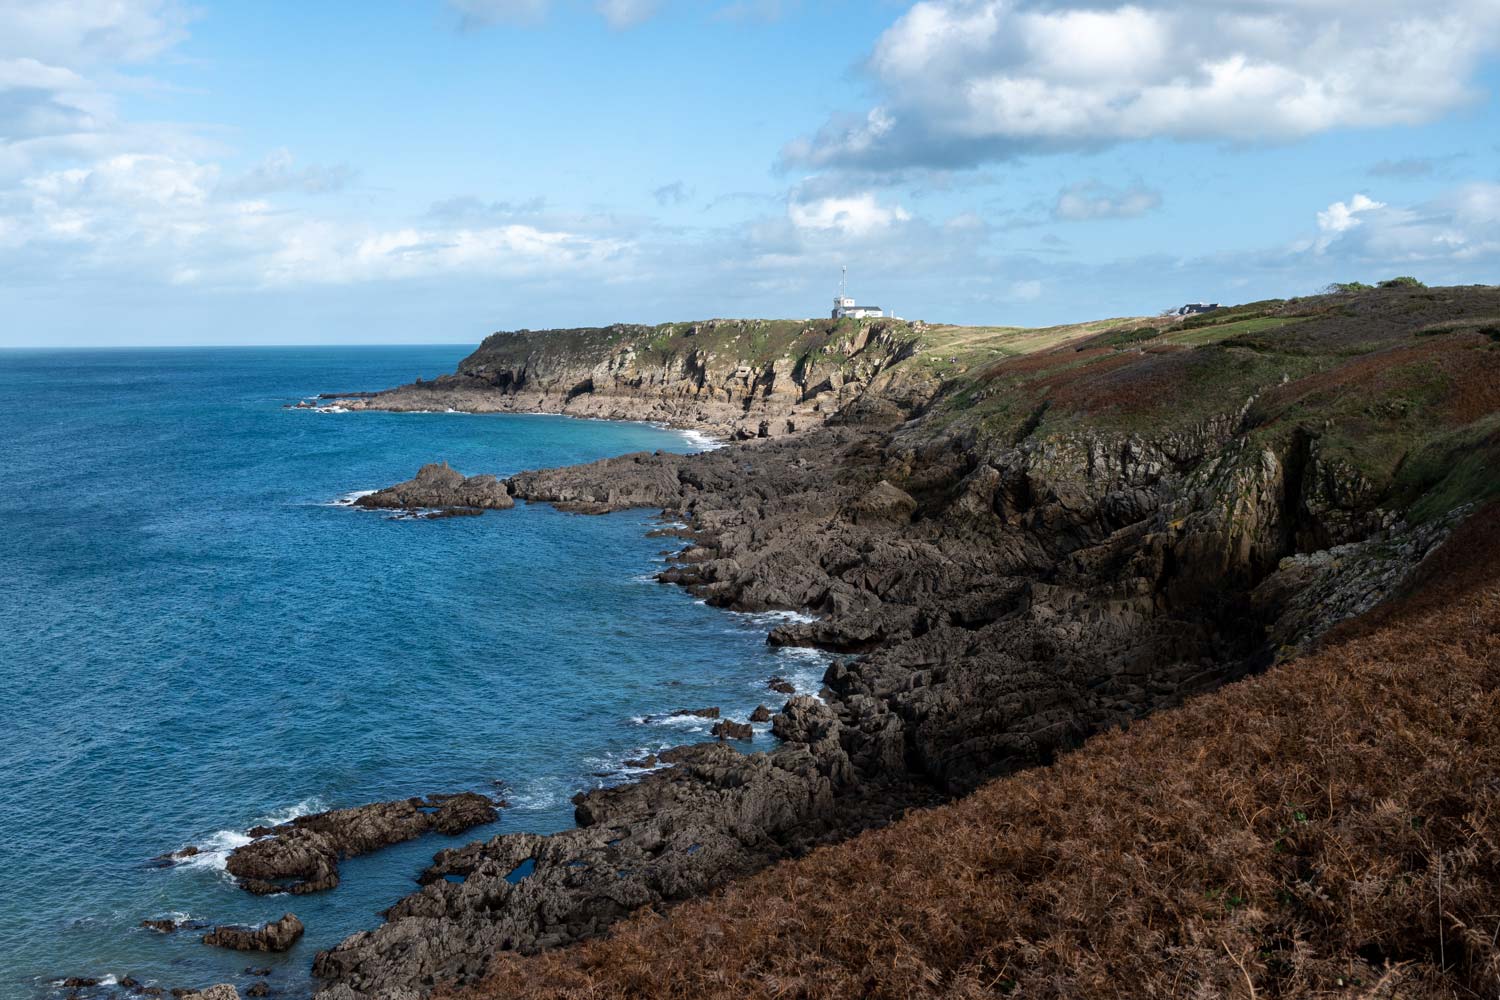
left=333, top=319, right=930, bottom=441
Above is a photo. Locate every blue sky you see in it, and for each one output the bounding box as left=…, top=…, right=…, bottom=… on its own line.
left=2, top=0, right=1498, bottom=346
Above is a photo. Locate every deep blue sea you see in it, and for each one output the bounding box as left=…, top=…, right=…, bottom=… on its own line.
left=0, top=347, right=828, bottom=1000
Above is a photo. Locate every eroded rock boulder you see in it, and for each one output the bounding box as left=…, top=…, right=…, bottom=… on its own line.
left=354, top=463, right=514, bottom=512
left=202, top=914, right=304, bottom=953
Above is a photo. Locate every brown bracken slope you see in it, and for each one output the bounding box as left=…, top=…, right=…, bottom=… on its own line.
left=455, top=505, right=1500, bottom=1000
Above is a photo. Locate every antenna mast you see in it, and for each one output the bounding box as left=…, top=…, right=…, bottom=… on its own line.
left=841, top=265, right=847, bottom=301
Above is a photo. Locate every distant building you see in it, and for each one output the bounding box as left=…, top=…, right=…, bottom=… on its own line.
left=1173, top=302, right=1220, bottom=316
left=832, top=267, right=885, bottom=319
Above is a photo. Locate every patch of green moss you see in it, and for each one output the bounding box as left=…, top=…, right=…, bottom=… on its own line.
left=1393, top=414, right=1500, bottom=523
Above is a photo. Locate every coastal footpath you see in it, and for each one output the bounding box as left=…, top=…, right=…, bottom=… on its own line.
left=316, top=285, right=1500, bottom=998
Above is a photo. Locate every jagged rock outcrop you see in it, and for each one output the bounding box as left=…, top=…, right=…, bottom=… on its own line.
left=332, top=319, right=930, bottom=441
left=314, top=286, right=1498, bottom=999
left=224, top=794, right=498, bottom=895
left=183, top=987, right=241, bottom=1000
left=202, top=913, right=305, bottom=953
left=310, top=700, right=875, bottom=998
left=354, top=463, right=514, bottom=513
left=319, top=410, right=1454, bottom=997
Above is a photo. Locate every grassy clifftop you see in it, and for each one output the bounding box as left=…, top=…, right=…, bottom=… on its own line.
left=444, top=284, right=1500, bottom=520
left=913, top=284, right=1500, bottom=524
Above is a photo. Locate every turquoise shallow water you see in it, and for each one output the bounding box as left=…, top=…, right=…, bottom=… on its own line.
left=0, top=348, right=828, bottom=999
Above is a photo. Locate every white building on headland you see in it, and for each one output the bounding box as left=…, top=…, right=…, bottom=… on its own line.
left=832, top=267, right=885, bottom=319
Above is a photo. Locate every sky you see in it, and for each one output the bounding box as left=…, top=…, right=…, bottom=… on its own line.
left=1, top=0, right=1498, bottom=347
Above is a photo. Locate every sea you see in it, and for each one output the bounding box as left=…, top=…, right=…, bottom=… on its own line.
left=0, top=347, right=831, bottom=999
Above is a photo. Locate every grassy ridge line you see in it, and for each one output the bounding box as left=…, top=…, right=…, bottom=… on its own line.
left=455, top=315, right=1142, bottom=383
left=457, top=506, right=1500, bottom=1000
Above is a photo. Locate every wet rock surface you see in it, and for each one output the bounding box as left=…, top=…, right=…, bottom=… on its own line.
left=202, top=914, right=305, bottom=953
left=712, top=719, right=754, bottom=741
left=353, top=462, right=514, bottom=513
left=311, top=699, right=932, bottom=999
left=223, top=793, right=498, bottom=895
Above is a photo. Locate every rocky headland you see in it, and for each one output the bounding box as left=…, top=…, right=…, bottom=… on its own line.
left=304, top=286, right=1500, bottom=997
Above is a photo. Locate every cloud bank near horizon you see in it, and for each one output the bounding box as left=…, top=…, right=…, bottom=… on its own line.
left=1, top=0, right=1498, bottom=345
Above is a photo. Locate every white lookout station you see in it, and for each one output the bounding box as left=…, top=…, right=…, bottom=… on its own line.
left=832, top=267, right=884, bottom=320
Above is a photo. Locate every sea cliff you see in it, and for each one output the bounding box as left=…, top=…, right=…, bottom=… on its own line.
left=313, top=285, right=1500, bottom=998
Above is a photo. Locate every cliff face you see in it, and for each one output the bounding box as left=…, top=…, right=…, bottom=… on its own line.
left=314, top=285, right=1500, bottom=999
left=342, top=318, right=932, bottom=440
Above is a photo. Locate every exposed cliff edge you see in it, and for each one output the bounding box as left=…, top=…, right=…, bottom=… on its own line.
left=333, top=318, right=936, bottom=439
left=314, top=286, right=1500, bottom=999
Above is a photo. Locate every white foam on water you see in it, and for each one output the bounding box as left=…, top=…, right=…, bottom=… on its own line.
left=631, top=713, right=714, bottom=733
left=172, top=796, right=327, bottom=875
left=584, top=744, right=673, bottom=777
left=173, top=829, right=252, bottom=874
left=678, top=429, right=725, bottom=453
left=313, top=405, right=350, bottom=414
left=327, top=490, right=378, bottom=508
left=775, top=645, right=834, bottom=700
left=255, top=796, right=327, bottom=827
left=732, top=609, right=817, bottom=627
left=507, top=779, right=565, bottom=813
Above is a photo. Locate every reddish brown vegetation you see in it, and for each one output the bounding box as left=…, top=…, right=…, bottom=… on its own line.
left=1255, top=333, right=1498, bottom=427
left=455, top=507, right=1500, bottom=1000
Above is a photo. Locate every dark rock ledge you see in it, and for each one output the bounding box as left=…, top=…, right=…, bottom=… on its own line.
left=311, top=699, right=937, bottom=998
left=203, top=914, right=305, bottom=953
left=353, top=463, right=514, bottom=514
left=223, top=793, right=498, bottom=896
left=308, top=388, right=1464, bottom=999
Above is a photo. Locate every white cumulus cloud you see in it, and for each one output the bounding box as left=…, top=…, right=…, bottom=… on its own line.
left=788, top=191, right=911, bottom=237
left=1302, top=186, right=1500, bottom=262
left=2, top=152, right=631, bottom=288
left=785, top=0, right=1500, bottom=169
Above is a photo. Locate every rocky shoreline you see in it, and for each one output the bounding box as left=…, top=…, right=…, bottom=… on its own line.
left=307, top=407, right=1466, bottom=996
left=114, top=287, right=1500, bottom=999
